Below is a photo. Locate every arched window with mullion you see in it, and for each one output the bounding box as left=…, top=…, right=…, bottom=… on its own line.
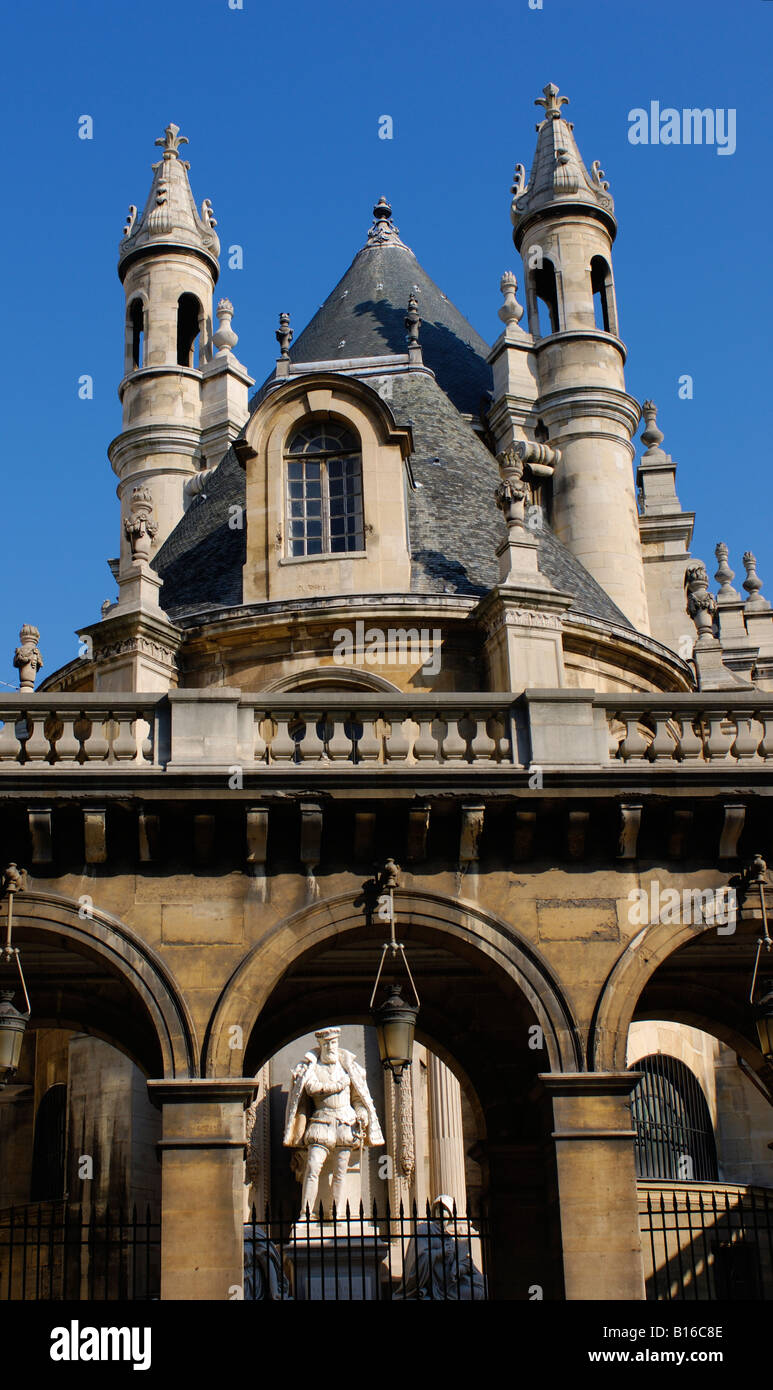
left=285, top=421, right=364, bottom=558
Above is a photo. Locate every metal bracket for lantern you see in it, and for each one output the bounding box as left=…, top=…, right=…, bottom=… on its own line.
left=369, top=861, right=420, bottom=1084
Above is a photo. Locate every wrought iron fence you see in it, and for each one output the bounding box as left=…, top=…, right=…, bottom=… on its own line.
left=0, top=1203, right=160, bottom=1300
left=244, top=1201, right=490, bottom=1300
left=639, top=1184, right=773, bottom=1300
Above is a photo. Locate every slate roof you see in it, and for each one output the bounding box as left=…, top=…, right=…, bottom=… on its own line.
left=154, top=368, right=631, bottom=630
left=286, top=230, right=493, bottom=419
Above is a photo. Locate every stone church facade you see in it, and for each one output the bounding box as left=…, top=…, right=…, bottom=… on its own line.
left=1, top=83, right=773, bottom=1301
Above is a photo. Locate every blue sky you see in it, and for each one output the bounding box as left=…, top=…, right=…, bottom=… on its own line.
left=0, top=0, right=769, bottom=681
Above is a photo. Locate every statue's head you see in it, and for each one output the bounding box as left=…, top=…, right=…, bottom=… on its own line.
left=315, top=1026, right=340, bottom=1063
left=431, top=1194, right=457, bottom=1228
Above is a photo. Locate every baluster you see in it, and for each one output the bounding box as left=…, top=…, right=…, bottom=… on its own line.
left=413, top=716, right=438, bottom=762
left=677, top=712, right=703, bottom=761
left=82, top=711, right=110, bottom=762
left=23, top=713, right=51, bottom=762
left=470, top=715, right=496, bottom=762
left=490, top=711, right=509, bottom=763
left=647, top=712, right=677, bottom=763
left=759, top=714, right=773, bottom=760
left=112, top=712, right=138, bottom=761
left=270, top=714, right=296, bottom=763
left=618, top=713, right=651, bottom=761
left=704, top=713, right=733, bottom=761
left=52, top=710, right=81, bottom=765
left=441, top=714, right=467, bottom=763
left=731, top=715, right=761, bottom=763
left=299, top=712, right=326, bottom=762
left=354, top=712, right=380, bottom=763
left=327, top=715, right=353, bottom=762
left=0, top=711, right=23, bottom=762
left=253, top=712, right=267, bottom=763
left=383, top=713, right=410, bottom=762
left=137, top=711, right=154, bottom=764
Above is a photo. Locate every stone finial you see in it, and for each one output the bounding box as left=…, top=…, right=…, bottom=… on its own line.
left=685, top=562, right=717, bottom=643
left=13, top=625, right=43, bottom=691
left=498, top=271, right=524, bottom=329
left=742, top=551, right=768, bottom=608
left=378, top=857, right=401, bottom=890
left=153, top=122, right=189, bottom=166
left=275, top=312, right=293, bottom=360
left=124, top=484, right=159, bottom=562
left=365, top=196, right=407, bottom=250
left=2, top=863, right=26, bottom=896
left=495, top=448, right=529, bottom=529
left=535, top=82, right=569, bottom=123
left=404, top=292, right=421, bottom=346
left=714, top=542, right=738, bottom=599
left=640, top=400, right=665, bottom=454
left=213, top=298, right=238, bottom=354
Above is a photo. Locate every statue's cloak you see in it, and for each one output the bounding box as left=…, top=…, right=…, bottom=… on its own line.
left=283, top=1047, right=384, bottom=1148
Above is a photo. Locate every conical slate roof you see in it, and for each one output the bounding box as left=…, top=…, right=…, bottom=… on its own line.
left=287, top=199, right=493, bottom=418
left=511, top=84, right=615, bottom=244
left=118, top=123, right=220, bottom=276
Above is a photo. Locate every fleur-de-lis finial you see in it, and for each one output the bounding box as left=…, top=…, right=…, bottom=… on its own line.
left=535, top=83, right=569, bottom=121
left=155, top=123, right=188, bottom=156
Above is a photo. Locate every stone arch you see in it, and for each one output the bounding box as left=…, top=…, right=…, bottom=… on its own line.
left=204, top=888, right=582, bottom=1079
left=263, top=666, right=401, bottom=693
left=11, top=891, right=197, bottom=1078
left=590, top=917, right=763, bottom=1073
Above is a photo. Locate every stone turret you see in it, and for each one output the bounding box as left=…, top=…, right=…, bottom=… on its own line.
left=508, top=84, right=649, bottom=633
left=109, top=124, right=252, bottom=604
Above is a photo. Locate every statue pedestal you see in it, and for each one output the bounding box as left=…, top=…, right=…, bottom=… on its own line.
left=285, top=1221, right=388, bottom=1300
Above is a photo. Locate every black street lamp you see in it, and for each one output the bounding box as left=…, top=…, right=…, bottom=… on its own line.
left=369, top=860, right=420, bottom=1084
left=0, top=865, right=30, bottom=1088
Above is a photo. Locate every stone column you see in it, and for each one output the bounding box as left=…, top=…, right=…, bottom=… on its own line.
left=428, top=1054, right=467, bottom=1213
left=538, top=1073, right=645, bottom=1301
left=148, top=1078, right=257, bottom=1301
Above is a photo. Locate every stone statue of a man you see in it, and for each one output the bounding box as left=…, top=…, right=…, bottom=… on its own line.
left=283, top=1027, right=384, bottom=1217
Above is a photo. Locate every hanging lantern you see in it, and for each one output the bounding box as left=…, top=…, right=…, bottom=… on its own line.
left=368, top=861, right=420, bottom=1084
left=0, top=989, right=29, bottom=1087
left=372, top=984, right=419, bottom=1083
left=754, top=986, right=773, bottom=1059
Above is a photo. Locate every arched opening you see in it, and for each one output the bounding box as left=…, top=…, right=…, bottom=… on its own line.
left=595, top=913, right=773, bottom=1300
left=591, top=255, right=615, bottom=333
left=628, top=1052, right=718, bottom=1182
left=213, top=894, right=579, bottom=1299
left=177, top=292, right=202, bottom=367
left=533, top=259, right=560, bottom=337
left=29, top=1083, right=67, bottom=1202
left=0, top=900, right=191, bottom=1300
left=129, top=297, right=144, bottom=369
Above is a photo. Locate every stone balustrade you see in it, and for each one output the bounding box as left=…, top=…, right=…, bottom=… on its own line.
left=1, top=689, right=772, bottom=774
left=242, top=694, right=518, bottom=768
left=0, top=694, right=159, bottom=766
left=601, top=692, right=773, bottom=766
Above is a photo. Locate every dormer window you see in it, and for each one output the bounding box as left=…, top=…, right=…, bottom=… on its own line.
left=285, top=421, right=364, bottom=558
